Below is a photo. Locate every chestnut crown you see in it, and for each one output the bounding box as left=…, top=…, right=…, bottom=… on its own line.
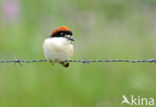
left=50, top=26, right=73, bottom=38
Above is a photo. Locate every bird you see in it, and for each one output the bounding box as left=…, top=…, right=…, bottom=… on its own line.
left=43, top=26, right=74, bottom=67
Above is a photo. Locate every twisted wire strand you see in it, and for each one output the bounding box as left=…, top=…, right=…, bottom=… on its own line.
left=0, top=57, right=156, bottom=64
left=66, top=59, right=156, bottom=63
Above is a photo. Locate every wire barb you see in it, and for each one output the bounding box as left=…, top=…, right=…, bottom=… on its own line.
left=82, top=56, right=90, bottom=64
left=14, top=55, right=22, bottom=65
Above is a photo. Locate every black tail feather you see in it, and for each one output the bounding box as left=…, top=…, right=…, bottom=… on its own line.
left=60, top=62, right=69, bottom=68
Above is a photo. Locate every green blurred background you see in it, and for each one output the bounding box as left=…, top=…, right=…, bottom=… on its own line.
left=0, top=0, right=156, bottom=106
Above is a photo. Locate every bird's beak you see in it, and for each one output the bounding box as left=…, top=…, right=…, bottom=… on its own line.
left=69, top=36, right=75, bottom=41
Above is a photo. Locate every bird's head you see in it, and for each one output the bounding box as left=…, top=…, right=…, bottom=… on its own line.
left=50, top=26, right=74, bottom=41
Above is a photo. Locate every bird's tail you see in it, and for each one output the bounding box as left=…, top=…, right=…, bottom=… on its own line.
left=60, top=62, right=69, bottom=68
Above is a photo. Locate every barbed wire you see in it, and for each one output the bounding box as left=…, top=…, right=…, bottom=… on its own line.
left=0, top=56, right=156, bottom=65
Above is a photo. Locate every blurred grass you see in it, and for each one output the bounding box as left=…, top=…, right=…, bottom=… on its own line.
left=0, top=0, right=156, bottom=107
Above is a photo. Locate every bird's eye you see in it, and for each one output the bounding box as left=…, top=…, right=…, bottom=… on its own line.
left=60, top=33, right=63, bottom=36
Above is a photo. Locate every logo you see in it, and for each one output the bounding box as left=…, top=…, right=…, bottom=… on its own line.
left=122, top=95, right=154, bottom=106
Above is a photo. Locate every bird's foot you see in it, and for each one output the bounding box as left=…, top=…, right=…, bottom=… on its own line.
left=50, top=60, right=54, bottom=65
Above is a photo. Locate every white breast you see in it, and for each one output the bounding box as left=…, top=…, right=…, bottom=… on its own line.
left=43, top=37, right=73, bottom=63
